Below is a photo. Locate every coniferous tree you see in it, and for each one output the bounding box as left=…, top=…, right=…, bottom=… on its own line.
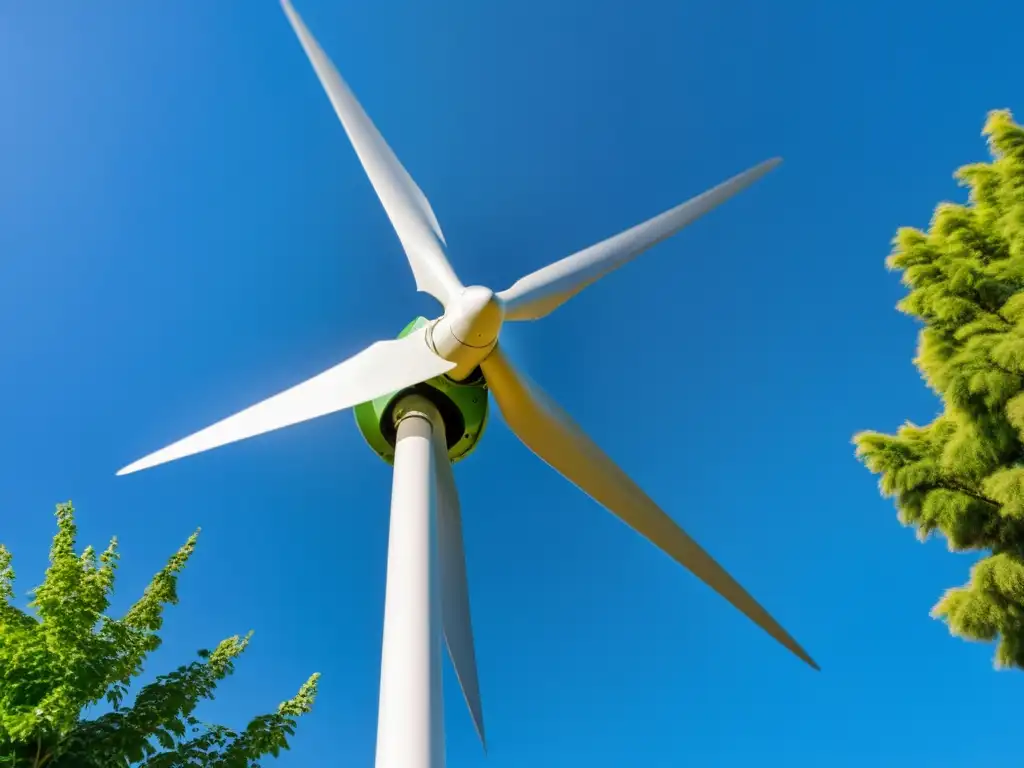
left=0, top=502, right=319, bottom=766
left=855, top=110, right=1024, bottom=669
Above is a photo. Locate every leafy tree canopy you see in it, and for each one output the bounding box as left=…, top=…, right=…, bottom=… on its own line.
left=0, top=502, right=319, bottom=766
left=855, top=110, right=1024, bottom=669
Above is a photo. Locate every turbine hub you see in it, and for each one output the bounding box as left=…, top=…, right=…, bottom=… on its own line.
left=423, top=286, right=504, bottom=381
left=447, top=285, right=504, bottom=348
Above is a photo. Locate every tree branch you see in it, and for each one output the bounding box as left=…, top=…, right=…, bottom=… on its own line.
left=939, top=479, right=1002, bottom=509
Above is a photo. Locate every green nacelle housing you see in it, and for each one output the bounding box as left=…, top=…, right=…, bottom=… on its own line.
left=353, top=317, right=490, bottom=465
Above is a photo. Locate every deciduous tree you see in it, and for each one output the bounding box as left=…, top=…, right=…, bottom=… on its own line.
left=0, top=502, right=319, bottom=766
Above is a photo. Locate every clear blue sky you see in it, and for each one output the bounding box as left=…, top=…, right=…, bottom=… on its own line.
left=1, top=1, right=1020, bottom=765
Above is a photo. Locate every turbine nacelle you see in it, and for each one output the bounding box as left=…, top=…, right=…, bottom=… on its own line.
left=429, top=285, right=505, bottom=381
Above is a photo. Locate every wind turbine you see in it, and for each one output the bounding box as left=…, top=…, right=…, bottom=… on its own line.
left=117, top=1, right=818, bottom=765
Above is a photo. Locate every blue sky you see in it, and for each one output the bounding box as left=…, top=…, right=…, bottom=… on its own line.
left=1, top=0, right=1021, bottom=765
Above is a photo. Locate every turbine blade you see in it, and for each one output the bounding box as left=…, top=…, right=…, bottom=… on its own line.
left=497, top=158, right=781, bottom=321
left=480, top=346, right=818, bottom=670
left=432, top=425, right=487, bottom=750
left=280, top=0, right=463, bottom=307
left=117, top=327, right=453, bottom=476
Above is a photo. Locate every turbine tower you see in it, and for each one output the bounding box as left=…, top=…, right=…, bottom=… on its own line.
left=117, top=2, right=818, bottom=766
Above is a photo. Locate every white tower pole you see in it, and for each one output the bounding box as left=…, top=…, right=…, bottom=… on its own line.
left=375, top=395, right=447, bottom=768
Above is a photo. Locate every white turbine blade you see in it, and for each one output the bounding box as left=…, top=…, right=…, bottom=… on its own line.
left=117, top=327, right=453, bottom=476
left=480, top=346, right=818, bottom=670
left=432, top=426, right=486, bottom=750
left=497, top=158, right=781, bottom=321
left=281, top=0, right=463, bottom=307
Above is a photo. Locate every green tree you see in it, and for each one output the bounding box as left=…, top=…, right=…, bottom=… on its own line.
left=855, top=110, right=1024, bottom=669
left=0, top=502, right=320, bottom=766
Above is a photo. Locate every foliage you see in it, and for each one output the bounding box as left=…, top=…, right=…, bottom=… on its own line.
left=855, top=110, right=1024, bottom=669
left=0, top=502, right=319, bottom=766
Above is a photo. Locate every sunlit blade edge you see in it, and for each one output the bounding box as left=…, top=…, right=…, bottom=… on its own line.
left=117, top=328, right=453, bottom=476
left=480, top=346, right=819, bottom=670
left=280, top=0, right=462, bottom=306
left=498, top=158, right=781, bottom=321
left=432, top=427, right=487, bottom=750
